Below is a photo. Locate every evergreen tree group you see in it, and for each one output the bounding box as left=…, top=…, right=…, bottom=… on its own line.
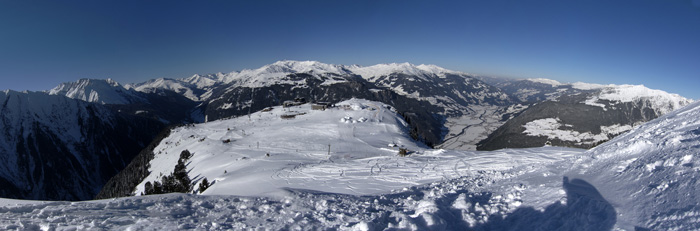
left=144, top=150, right=194, bottom=195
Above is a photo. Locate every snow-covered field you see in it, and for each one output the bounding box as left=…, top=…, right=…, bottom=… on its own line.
left=2, top=99, right=699, bottom=230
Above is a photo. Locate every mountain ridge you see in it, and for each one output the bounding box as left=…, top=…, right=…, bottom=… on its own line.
left=48, top=60, right=692, bottom=151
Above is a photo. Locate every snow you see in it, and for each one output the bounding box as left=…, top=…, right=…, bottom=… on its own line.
left=219, top=60, right=351, bottom=88
left=348, top=62, right=462, bottom=82
left=7, top=60, right=700, bottom=229
left=133, top=99, right=576, bottom=198
left=571, top=81, right=608, bottom=90
left=3, top=99, right=700, bottom=229
left=527, top=78, right=562, bottom=86
left=563, top=100, right=700, bottom=230
left=577, top=84, right=693, bottom=115
left=49, top=78, right=143, bottom=104
left=0, top=90, right=115, bottom=200
left=522, top=118, right=633, bottom=145
left=133, top=61, right=470, bottom=91
left=594, top=84, right=692, bottom=114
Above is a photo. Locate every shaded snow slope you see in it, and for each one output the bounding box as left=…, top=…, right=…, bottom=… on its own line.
left=0, top=90, right=164, bottom=200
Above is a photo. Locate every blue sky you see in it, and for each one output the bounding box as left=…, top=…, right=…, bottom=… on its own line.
left=1, top=0, right=699, bottom=99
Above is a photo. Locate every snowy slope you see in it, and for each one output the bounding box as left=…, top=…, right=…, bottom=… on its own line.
left=0, top=99, right=583, bottom=230
left=3, top=100, right=700, bottom=230
left=565, top=100, right=700, bottom=230
left=133, top=99, right=573, bottom=198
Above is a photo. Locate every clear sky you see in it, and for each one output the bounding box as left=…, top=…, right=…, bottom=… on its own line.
left=1, top=0, right=699, bottom=99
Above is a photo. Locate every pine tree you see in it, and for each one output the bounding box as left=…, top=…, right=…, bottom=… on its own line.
left=144, top=181, right=154, bottom=195
left=198, top=178, right=210, bottom=193
left=180, top=150, right=192, bottom=160
left=153, top=181, right=163, bottom=194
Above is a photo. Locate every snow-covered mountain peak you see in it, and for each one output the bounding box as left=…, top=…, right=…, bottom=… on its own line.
left=183, top=73, right=222, bottom=88
left=585, top=84, right=693, bottom=115
left=216, top=60, right=352, bottom=88
left=50, top=78, right=120, bottom=91
left=527, top=78, right=563, bottom=86
left=513, top=78, right=692, bottom=114
left=49, top=78, right=144, bottom=105
left=571, top=81, right=608, bottom=90
left=598, top=84, right=685, bottom=103
left=415, top=63, right=453, bottom=74
left=265, top=60, right=349, bottom=74
left=348, top=62, right=463, bottom=81
left=235, top=60, right=349, bottom=78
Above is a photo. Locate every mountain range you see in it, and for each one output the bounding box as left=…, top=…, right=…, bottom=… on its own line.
left=0, top=60, right=692, bottom=201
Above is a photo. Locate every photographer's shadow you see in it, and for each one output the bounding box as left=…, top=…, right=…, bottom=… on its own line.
left=475, top=177, right=616, bottom=231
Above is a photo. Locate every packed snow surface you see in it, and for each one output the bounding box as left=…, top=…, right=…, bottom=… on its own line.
left=2, top=100, right=700, bottom=230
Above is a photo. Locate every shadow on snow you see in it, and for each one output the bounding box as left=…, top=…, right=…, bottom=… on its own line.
left=468, top=177, right=616, bottom=231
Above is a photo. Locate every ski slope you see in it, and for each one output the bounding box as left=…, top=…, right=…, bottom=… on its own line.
left=135, top=99, right=578, bottom=198
left=1, top=99, right=700, bottom=230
